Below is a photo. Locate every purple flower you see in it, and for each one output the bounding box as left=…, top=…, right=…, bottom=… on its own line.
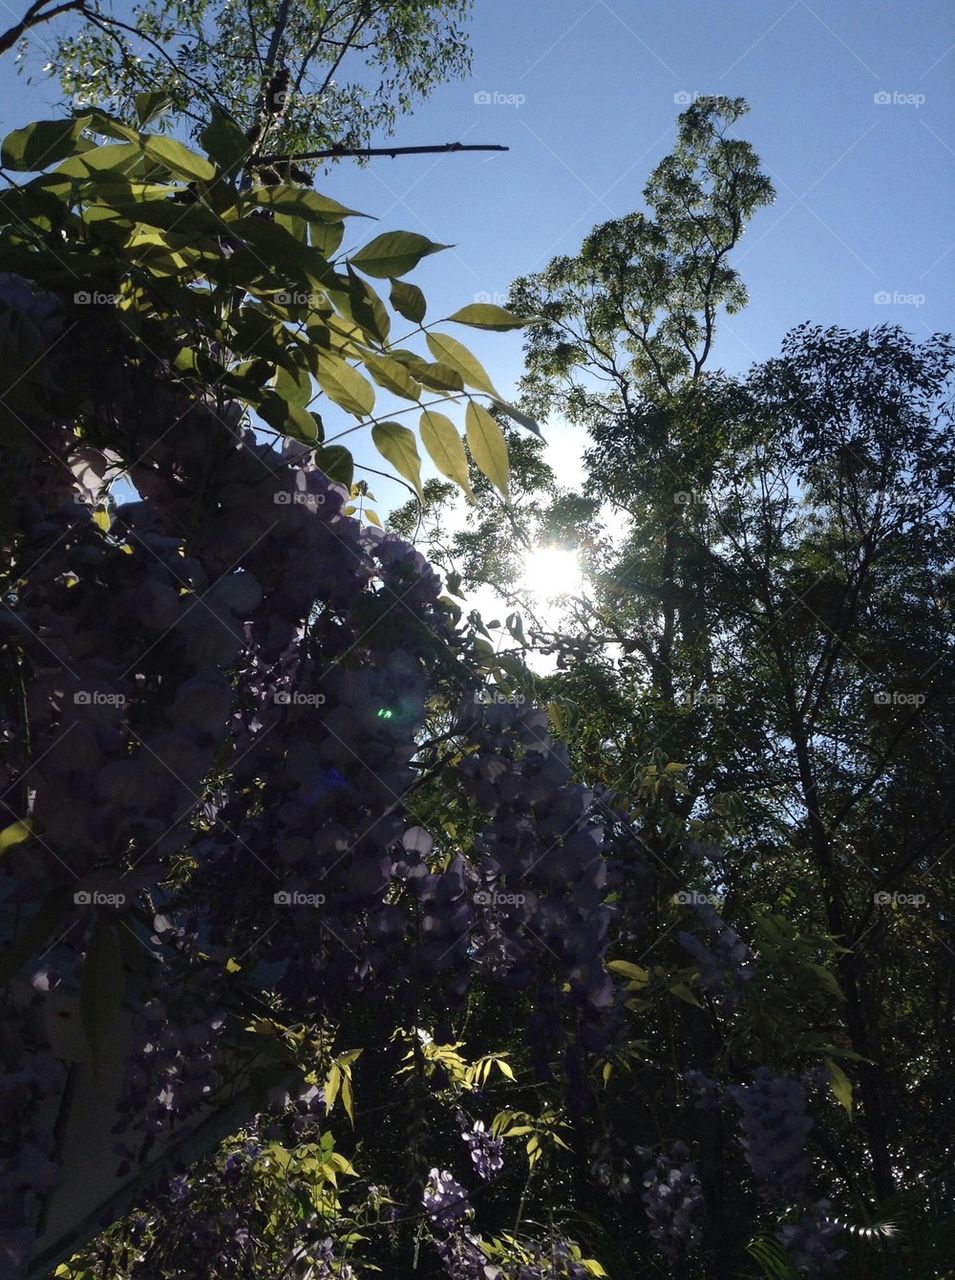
left=423, top=1168, right=472, bottom=1234
left=639, top=1141, right=704, bottom=1262
left=461, top=1120, right=504, bottom=1180
left=776, top=1199, right=846, bottom=1276
left=728, top=1069, right=813, bottom=1203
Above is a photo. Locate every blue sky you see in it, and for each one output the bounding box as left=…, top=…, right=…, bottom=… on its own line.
left=2, top=0, right=953, bottom=507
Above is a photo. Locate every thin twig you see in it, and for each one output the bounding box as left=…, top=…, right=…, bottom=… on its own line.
left=254, top=142, right=508, bottom=163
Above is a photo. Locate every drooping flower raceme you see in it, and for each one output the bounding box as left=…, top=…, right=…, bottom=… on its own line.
left=728, top=1068, right=814, bottom=1204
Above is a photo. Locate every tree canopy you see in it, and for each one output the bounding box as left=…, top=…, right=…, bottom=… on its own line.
left=0, top=52, right=952, bottom=1280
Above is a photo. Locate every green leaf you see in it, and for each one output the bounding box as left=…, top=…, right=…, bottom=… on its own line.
left=747, top=1237, right=799, bottom=1280
left=390, top=280, right=427, bottom=324
left=419, top=409, right=472, bottom=496
left=199, top=106, right=249, bottom=172
left=465, top=400, right=509, bottom=496
left=607, top=959, right=650, bottom=986
left=315, top=356, right=375, bottom=417
left=83, top=110, right=141, bottom=144
left=341, top=1072, right=355, bottom=1123
left=0, top=818, right=32, bottom=855
left=506, top=611, right=525, bottom=644
left=2, top=117, right=92, bottom=171
left=371, top=422, right=424, bottom=501
left=142, top=135, right=216, bottom=182
left=401, top=357, right=464, bottom=393
left=323, top=1059, right=337, bottom=1111
left=314, top=444, right=354, bottom=489
left=492, top=399, right=543, bottom=438
left=310, top=220, right=345, bottom=257
left=363, top=352, right=422, bottom=401
left=446, top=303, right=530, bottom=331
left=669, top=981, right=705, bottom=1008
left=825, top=1056, right=853, bottom=1116
left=80, top=921, right=125, bottom=1061
left=55, top=141, right=143, bottom=178
left=344, top=266, right=391, bottom=344
left=350, top=231, right=449, bottom=279
left=259, top=393, right=323, bottom=444
left=426, top=332, right=499, bottom=396
left=134, top=92, right=173, bottom=126
left=247, top=185, right=364, bottom=222
left=274, top=360, right=313, bottom=408
left=804, top=961, right=845, bottom=1000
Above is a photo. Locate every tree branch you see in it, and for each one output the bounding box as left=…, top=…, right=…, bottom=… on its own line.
left=253, top=142, right=508, bottom=163
left=0, top=0, right=85, bottom=56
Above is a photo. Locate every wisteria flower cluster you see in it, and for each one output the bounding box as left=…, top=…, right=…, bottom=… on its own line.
left=638, top=1140, right=705, bottom=1264
left=677, top=901, right=755, bottom=1009
left=0, top=274, right=615, bottom=1272
left=728, top=1068, right=814, bottom=1204
left=776, top=1199, right=846, bottom=1277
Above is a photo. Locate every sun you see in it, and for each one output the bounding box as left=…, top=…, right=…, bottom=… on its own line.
left=519, top=544, right=584, bottom=608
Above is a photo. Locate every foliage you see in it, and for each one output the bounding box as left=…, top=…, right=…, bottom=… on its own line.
left=20, top=0, right=473, bottom=163
left=385, top=97, right=955, bottom=1279
left=3, top=84, right=951, bottom=1280
left=0, top=109, right=532, bottom=512
left=0, top=107, right=615, bottom=1280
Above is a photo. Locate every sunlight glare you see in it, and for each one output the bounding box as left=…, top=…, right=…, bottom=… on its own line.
left=520, top=544, right=584, bottom=605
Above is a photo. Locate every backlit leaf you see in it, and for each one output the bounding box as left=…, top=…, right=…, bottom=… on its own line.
left=315, top=356, right=375, bottom=417
left=371, top=422, right=424, bottom=501
left=426, top=332, right=499, bottom=396
left=350, top=231, right=449, bottom=279
left=134, top=92, right=173, bottom=127
left=492, top=398, right=543, bottom=438
left=419, top=410, right=472, bottom=496
left=447, top=302, right=530, bottom=331
left=143, top=135, right=216, bottom=182
left=390, top=280, right=427, bottom=324
left=465, top=400, right=509, bottom=496
left=2, top=117, right=92, bottom=171
left=825, top=1056, right=853, bottom=1117
left=363, top=352, right=421, bottom=401
left=0, top=818, right=32, bottom=855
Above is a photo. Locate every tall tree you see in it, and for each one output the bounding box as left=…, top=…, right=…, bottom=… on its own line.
left=390, top=95, right=955, bottom=1263
left=17, top=0, right=472, bottom=162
